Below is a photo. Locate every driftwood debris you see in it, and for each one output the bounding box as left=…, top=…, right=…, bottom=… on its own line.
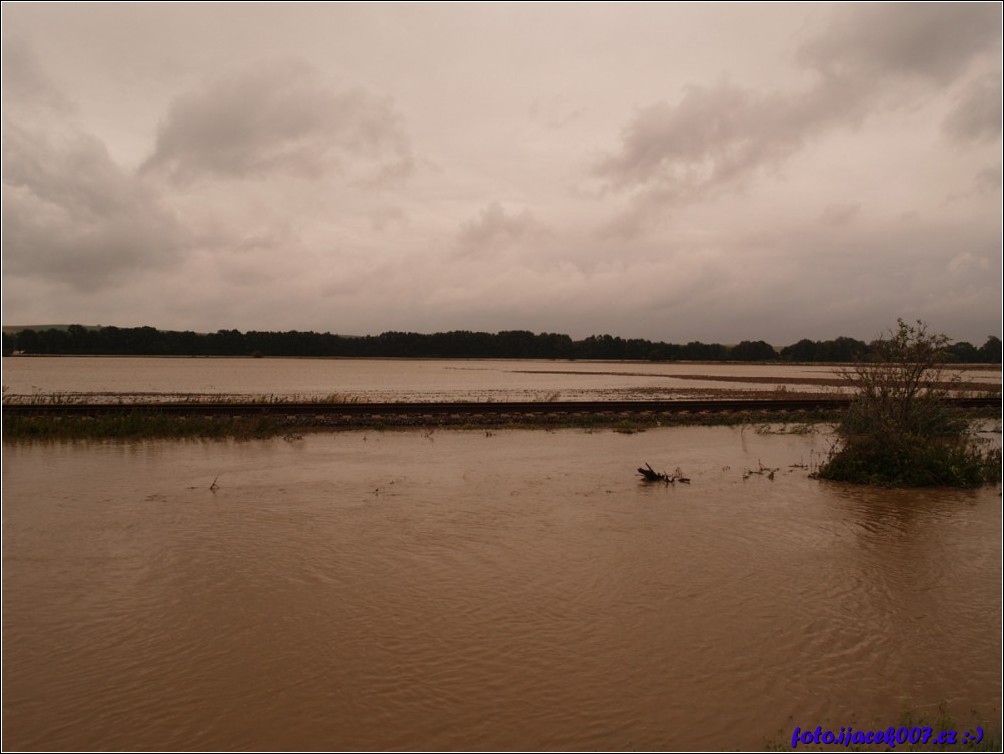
left=743, top=460, right=780, bottom=480
left=637, top=463, right=690, bottom=484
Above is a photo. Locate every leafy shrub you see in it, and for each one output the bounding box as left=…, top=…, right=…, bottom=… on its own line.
left=818, top=319, right=1001, bottom=487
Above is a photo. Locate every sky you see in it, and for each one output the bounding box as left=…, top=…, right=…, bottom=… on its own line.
left=2, top=2, right=1001, bottom=345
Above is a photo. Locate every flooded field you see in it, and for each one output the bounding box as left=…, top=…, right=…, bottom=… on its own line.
left=3, top=356, right=999, bottom=403
left=3, top=427, right=1000, bottom=750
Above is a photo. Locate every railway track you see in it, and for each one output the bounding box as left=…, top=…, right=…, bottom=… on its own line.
left=3, top=396, right=998, bottom=417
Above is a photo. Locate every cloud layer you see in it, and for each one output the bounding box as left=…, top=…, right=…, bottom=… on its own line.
left=2, top=4, right=1000, bottom=344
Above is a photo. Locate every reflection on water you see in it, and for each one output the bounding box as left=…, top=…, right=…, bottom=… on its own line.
left=2, top=428, right=1000, bottom=750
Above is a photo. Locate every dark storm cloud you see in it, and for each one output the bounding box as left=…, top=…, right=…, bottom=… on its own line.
left=596, top=3, right=1001, bottom=236
left=2, top=43, right=185, bottom=292
left=142, top=60, right=413, bottom=184
left=942, top=72, right=1003, bottom=144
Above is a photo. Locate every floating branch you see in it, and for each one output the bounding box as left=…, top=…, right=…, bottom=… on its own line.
left=637, top=462, right=690, bottom=483
left=638, top=463, right=669, bottom=482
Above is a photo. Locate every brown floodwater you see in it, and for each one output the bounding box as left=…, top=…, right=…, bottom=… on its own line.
left=2, top=427, right=1001, bottom=750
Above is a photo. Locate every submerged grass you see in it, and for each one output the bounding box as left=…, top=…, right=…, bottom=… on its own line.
left=2, top=412, right=282, bottom=441
left=4, top=401, right=995, bottom=442
left=2, top=391, right=365, bottom=406
left=2, top=407, right=852, bottom=441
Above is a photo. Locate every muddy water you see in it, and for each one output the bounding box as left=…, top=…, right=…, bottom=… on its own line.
left=2, top=428, right=1000, bottom=750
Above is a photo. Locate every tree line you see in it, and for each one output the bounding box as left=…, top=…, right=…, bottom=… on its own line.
left=2, top=324, right=1000, bottom=363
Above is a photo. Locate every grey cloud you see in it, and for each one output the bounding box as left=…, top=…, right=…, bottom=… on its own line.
left=974, top=164, right=1002, bottom=195
left=528, top=96, right=584, bottom=131
left=946, top=163, right=1002, bottom=202
left=594, top=82, right=843, bottom=237
left=820, top=202, right=861, bottom=227
left=697, top=217, right=1002, bottom=343
left=595, top=82, right=835, bottom=194
left=797, top=3, right=1000, bottom=83
left=596, top=4, right=1001, bottom=237
left=3, top=123, right=185, bottom=291
left=369, top=206, right=406, bottom=231
left=1, top=37, right=74, bottom=115
left=943, top=72, right=1003, bottom=144
left=142, top=60, right=413, bottom=184
left=2, top=43, right=185, bottom=292
left=456, top=202, right=547, bottom=257
left=598, top=85, right=773, bottom=191
left=215, top=239, right=300, bottom=288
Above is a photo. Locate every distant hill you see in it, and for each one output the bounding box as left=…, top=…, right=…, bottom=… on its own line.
left=2, top=324, right=104, bottom=334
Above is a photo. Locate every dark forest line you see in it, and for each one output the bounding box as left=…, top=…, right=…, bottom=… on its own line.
left=2, top=325, right=1001, bottom=363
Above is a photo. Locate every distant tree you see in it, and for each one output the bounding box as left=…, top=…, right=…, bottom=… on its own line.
left=15, top=329, right=39, bottom=353
left=979, top=335, right=1002, bottom=364
left=730, top=340, right=777, bottom=361
left=680, top=341, right=729, bottom=361
left=943, top=341, right=979, bottom=363
left=780, top=339, right=818, bottom=361
left=819, top=336, right=869, bottom=362
left=5, top=322, right=997, bottom=364
left=65, top=324, right=90, bottom=354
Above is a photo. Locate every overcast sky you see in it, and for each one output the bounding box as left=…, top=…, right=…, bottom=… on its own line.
left=2, top=2, right=1001, bottom=344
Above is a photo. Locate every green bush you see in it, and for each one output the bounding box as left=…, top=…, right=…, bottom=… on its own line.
left=818, top=319, right=1001, bottom=487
